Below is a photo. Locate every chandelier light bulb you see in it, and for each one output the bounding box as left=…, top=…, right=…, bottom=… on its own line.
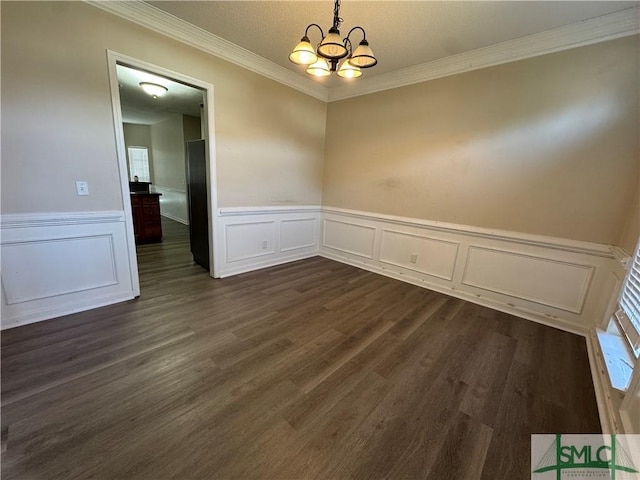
left=317, top=30, right=348, bottom=59
left=306, top=58, right=331, bottom=77
left=337, top=59, right=362, bottom=78
left=289, top=37, right=318, bottom=65
left=348, top=39, right=377, bottom=68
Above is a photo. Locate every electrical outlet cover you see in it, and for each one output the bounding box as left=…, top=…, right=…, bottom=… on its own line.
left=76, top=181, right=89, bottom=196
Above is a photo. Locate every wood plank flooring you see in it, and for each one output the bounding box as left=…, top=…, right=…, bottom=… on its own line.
left=1, top=217, right=601, bottom=479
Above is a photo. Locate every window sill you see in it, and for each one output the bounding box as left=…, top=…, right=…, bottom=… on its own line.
left=596, top=322, right=635, bottom=392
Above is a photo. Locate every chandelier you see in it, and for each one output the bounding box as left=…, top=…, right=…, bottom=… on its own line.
left=288, top=0, right=377, bottom=79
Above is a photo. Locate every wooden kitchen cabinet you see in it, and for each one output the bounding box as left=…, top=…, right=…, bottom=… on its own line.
left=131, top=193, right=162, bottom=244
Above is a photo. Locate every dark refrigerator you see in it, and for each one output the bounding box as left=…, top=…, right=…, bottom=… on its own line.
left=185, top=140, right=210, bottom=271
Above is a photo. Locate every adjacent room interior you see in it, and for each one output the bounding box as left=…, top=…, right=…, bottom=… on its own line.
left=1, top=1, right=639, bottom=479
left=118, top=63, right=210, bottom=274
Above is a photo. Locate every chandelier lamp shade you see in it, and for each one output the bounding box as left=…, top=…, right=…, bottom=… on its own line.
left=288, top=0, right=377, bottom=78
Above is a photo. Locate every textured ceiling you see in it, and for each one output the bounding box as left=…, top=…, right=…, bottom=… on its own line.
left=116, top=1, right=637, bottom=123
left=117, top=64, right=203, bottom=124
left=148, top=1, right=638, bottom=87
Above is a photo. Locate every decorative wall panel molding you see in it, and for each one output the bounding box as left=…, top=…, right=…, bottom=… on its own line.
left=2, top=235, right=118, bottom=305
left=322, top=219, right=376, bottom=259
left=379, top=229, right=459, bottom=281
left=461, top=246, right=594, bottom=314
left=1, top=211, right=135, bottom=329
left=611, top=245, right=632, bottom=268
left=320, top=207, right=616, bottom=335
left=217, top=206, right=321, bottom=277
left=1, top=204, right=618, bottom=339
left=225, top=221, right=276, bottom=263
left=322, top=207, right=613, bottom=257
left=281, top=218, right=317, bottom=252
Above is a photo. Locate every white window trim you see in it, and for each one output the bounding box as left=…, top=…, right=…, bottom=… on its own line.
left=596, top=238, right=639, bottom=395
left=615, top=238, right=640, bottom=358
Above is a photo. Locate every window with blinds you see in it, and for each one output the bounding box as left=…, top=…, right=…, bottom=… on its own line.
left=617, top=239, right=640, bottom=357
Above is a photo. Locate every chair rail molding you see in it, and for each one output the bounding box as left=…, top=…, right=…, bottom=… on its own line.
left=0, top=211, right=125, bottom=228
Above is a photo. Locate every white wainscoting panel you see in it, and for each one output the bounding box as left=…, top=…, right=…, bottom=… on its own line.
left=281, top=218, right=317, bottom=252
left=379, top=229, right=459, bottom=281
left=226, top=221, right=276, bottom=263
left=1, top=211, right=135, bottom=329
left=217, top=206, right=320, bottom=277
left=322, top=219, right=376, bottom=259
left=2, top=235, right=118, bottom=305
left=462, top=246, right=594, bottom=314
left=320, top=207, right=616, bottom=335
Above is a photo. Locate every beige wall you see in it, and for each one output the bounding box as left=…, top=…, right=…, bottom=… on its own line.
left=619, top=193, right=639, bottom=255
left=150, top=115, right=186, bottom=191
left=2, top=2, right=636, bottom=248
left=1, top=1, right=326, bottom=214
left=183, top=114, right=201, bottom=142
left=122, top=123, right=154, bottom=182
left=323, top=36, right=639, bottom=245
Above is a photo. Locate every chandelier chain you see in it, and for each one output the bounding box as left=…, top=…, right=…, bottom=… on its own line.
left=332, top=0, right=343, bottom=30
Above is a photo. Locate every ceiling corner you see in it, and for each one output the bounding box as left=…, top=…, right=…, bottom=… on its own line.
left=327, top=6, right=640, bottom=102
left=87, top=0, right=329, bottom=102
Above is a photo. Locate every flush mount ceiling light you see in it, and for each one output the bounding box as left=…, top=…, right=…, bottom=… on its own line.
left=289, top=0, right=377, bottom=79
left=139, top=82, right=168, bottom=98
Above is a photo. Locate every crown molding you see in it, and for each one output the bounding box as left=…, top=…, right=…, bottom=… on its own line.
left=328, top=6, right=640, bottom=102
left=88, top=1, right=637, bottom=104
left=87, top=1, right=329, bottom=102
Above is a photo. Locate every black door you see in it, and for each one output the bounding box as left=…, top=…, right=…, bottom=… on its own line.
left=185, top=140, right=210, bottom=271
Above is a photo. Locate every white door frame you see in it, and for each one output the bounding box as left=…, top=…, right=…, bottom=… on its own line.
left=106, top=50, right=221, bottom=294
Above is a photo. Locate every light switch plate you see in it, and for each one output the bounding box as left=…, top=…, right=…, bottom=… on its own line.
left=76, top=181, right=89, bottom=196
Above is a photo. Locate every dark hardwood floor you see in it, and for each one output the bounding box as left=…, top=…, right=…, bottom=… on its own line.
left=1, top=217, right=601, bottom=479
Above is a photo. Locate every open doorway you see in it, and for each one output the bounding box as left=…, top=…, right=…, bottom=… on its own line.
left=107, top=52, right=219, bottom=296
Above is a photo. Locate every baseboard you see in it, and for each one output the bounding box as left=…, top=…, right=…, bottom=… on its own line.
left=1, top=292, right=134, bottom=330
left=161, top=213, right=189, bottom=225
left=213, top=205, right=615, bottom=336
left=319, top=207, right=616, bottom=336
left=320, top=250, right=588, bottom=336
left=219, top=252, right=319, bottom=278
